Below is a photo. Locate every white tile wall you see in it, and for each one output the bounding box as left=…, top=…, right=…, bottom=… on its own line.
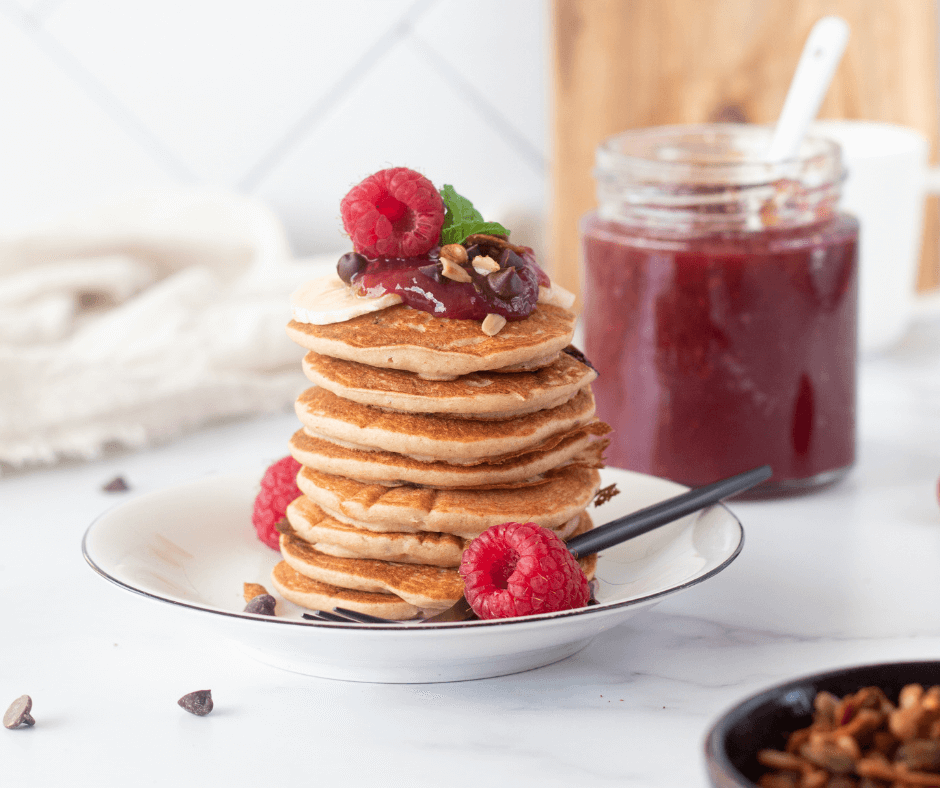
left=0, top=0, right=550, bottom=256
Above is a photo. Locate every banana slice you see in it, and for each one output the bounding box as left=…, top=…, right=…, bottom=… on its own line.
left=291, top=275, right=403, bottom=325
left=538, top=283, right=576, bottom=310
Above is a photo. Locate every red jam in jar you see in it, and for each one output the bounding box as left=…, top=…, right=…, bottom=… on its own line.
left=581, top=125, right=858, bottom=496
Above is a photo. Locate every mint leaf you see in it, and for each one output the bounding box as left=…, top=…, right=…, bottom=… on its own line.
left=439, top=184, right=509, bottom=245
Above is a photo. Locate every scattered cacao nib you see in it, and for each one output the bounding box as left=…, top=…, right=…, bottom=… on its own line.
left=4, top=696, right=34, bottom=729
left=563, top=345, right=597, bottom=373
left=244, top=594, right=277, bottom=616
left=178, top=690, right=213, bottom=716
left=593, top=484, right=621, bottom=507
left=243, top=582, right=268, bottom=603
left=102, top=476, right=130, bottom=493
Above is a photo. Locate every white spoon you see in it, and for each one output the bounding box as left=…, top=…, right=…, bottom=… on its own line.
left=766, top=16, right=850, bottom=162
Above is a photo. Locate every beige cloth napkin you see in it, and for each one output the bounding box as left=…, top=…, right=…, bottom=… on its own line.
left=0, top=189, right=335, bottom=471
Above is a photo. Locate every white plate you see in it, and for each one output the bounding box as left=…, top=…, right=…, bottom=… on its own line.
left=83, top=467, right=744, bottom=683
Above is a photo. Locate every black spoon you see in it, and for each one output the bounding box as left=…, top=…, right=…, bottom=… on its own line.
left=325, top=464, right=772, bottom=624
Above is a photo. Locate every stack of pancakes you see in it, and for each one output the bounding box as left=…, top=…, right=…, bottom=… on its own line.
left=270, top=301, right=610, bottom=619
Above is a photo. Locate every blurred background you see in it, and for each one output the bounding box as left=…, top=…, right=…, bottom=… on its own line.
left=2, top=0, right=939, bottom=470
left=0, top=0, right=548, bottom=255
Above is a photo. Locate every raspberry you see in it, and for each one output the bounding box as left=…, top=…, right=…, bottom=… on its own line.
left=340, top=167, right=445, bottom=258
left=458, top=522, right=590, bottom=620
left=252, top=456, right=301, bottom=550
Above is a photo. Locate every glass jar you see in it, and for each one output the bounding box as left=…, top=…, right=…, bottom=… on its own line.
left=580, top=124, right=858, bottom=496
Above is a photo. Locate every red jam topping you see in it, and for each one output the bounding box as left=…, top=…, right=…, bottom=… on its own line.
left=340, top=241, right=550, bottom=321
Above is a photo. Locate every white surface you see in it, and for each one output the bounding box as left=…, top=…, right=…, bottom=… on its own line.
left=82, top=468, right=743, bottom=683
left=3, top=314, right=940, bottom=786
left=811, top=120, right=936, bottom=354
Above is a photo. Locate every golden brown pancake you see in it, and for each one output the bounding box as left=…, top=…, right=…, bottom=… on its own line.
left=279, top=523, right=465, bottom=610
left=300, top=350, right=597, bottom=417
left=294, top=386, right=596, bottom=462
left=285, top=495, right=586, bottom=565
left=285, top=303, right=577, bottom=379
left=277, top=513, right=598, bottom=616
left=294, top=465, right=602, bottom=537
left=270, top=560, right=420, bottom=620
left=288, top=423, right=609, bottom=488
left=286, top=496, right=468, bottom=567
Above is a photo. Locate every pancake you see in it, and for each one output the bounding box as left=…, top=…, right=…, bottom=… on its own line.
left=279, top=523, right=465, bottom=610
left=301, top=349, right=597, bottom=417
left=270, top=560, right=420, bottom=620
left=288, top=423, right=609, bottom=488
left=285, top=303, right=577, bottom=379
left=295, top=465, right=602, bottom=537
left=285, top=495, right=586, bottom=565
left=294, top=386, right=596, bottom=462
left=278, top=513, right=598, bottom=615
left=286, top=495, right=468, bottom=566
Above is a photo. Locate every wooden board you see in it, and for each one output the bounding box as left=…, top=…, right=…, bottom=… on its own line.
left=550, top=0, right=940, bottom=304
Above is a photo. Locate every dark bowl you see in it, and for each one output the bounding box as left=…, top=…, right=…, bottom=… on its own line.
left=704, top=660, right=940, bottom=788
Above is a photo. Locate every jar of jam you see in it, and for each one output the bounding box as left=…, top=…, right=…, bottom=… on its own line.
left=581, top=124, right=858, bottom=496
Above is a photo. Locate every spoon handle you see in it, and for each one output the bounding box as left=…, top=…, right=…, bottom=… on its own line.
left=766, top=16, right=849, bottom=162
left=566, top=465, right=772, bottom=559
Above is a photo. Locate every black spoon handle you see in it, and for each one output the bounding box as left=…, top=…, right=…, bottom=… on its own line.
left=566, top=465, right=772, bottom=559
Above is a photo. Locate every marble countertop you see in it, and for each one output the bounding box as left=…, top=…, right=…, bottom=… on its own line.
left=2, top=317, right=939, bottom=788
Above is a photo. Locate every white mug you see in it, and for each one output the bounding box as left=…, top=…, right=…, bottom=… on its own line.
left=810, top=120, right=940, bottom=354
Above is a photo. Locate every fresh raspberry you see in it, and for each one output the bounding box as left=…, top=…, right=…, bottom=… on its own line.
left=252, top=456, right=301, bottom=550
left=340, top=167, right=445, bottom=258
left=458, top=522, right=590, bottom=619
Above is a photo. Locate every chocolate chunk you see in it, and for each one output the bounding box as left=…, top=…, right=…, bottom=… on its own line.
left=336, top=252, right=368, bottom=284
left=102, top=476, right=129, bottom=493
left=416, top=263, right=443, bottom=283
left=487, top=268, right=523, bottom=299
left=178, top=690, right=213, bottom=716
left=4, top=695, right=34, bottom=729
left=562, top=345, right=597, bottom=372
left=498, top=247, right=525, bottom=270
left=244, top=594, right=276, bottom=616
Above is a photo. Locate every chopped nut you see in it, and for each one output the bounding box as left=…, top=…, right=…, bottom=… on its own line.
left=441, top=257, right=472, bottom=283
left=472, top=255, right=500, bottom=274
left=896, top=740, right=940, bottom=771
left=762, top=685, right=940, bottom=788
left=439, top=244, right=469, bottom=264
left=758, top=772, right=801, bottom=788
left=243, top=583, right=269, bottom=602
left=481, top=313, right=507, bottom=336
left=758, top=750, right=807, bottom=771
left=800, top=768, right=830, bottom=788
left=800, top=740, right=856, bottom=773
